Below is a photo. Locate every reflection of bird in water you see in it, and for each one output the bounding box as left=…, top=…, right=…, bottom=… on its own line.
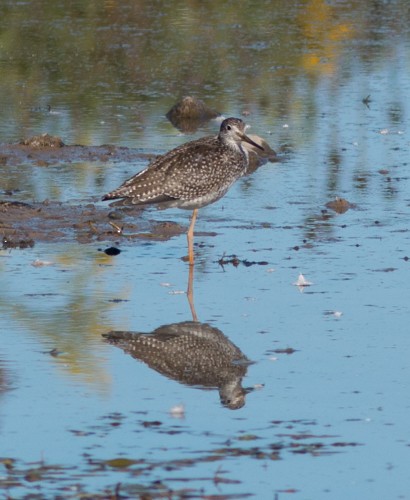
left=103, top=321, right=252, bottom=410
left=102, top=117, right=264, bottom=265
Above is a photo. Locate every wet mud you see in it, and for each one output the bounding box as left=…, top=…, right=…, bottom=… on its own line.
left=0, top=136, right=276, bottom=248
left=0, top=134, right=157, bottom=167
left=0, top=138, right=185, bottom=248
left=0, top=198, right=188, bottom=249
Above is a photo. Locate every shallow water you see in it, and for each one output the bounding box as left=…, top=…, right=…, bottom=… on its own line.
left=1, top=1, right=410, bottom=498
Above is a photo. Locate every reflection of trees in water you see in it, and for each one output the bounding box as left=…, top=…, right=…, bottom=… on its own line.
left=0, top=0, right=406, bottom=219
left=0, top=247, right=122, bottom=389
left=0, top=0, right=406, bottom=138
left=0, top=361, right=12, bottom=395
left=0, top=0, right=406, bottom=231
left=0, top=360, right=12, bottom=434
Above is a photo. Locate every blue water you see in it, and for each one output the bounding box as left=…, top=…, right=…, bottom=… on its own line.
left=1, top=0, right=410, bottom=498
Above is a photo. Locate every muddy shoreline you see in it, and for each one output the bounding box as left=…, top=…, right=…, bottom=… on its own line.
left=0, top=198, right=189, bottom=249
left=0, top=139, right=185, bottom=248
left=0, top=136, right=277, bottom=249
left=0, top=137, right=157, bottom=168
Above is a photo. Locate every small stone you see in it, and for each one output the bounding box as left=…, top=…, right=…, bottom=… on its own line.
left=325, top=197, right=353, bottom=214
left=104, top=247, right=121, bottom=256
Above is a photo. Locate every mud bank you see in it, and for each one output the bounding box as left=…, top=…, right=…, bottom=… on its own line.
left=0, top=199, right=187, bottom=248
left=0, top=137, right=156, bottom=168
left=0, top=136, right=276, bottom=248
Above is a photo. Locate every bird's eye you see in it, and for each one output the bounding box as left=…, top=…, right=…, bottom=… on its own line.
left=226, top=125, right=231, bottom=130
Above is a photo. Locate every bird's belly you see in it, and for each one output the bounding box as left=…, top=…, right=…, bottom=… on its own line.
left=176, top=190, right=228, bottom=210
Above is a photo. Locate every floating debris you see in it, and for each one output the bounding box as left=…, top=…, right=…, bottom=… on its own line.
left=104, top=458, right=140, bottom=469
left=272, top=348, right=297, bottom=355
left=169, top=404, right=185, bottom=419
left=324, top=310, right=343, bottom=319
left=372, top=267, right=396, bottom=273
left=218, top=254, right=269, bottom=268
left=325, top=197, right=354, bottom=214
left=141, top=420, right=162, bottom=428
left=293, top=273, right=313, bottom=292
left=31, top=259, right=54, bottom=267
left=108, top=221, right=123, bottom=234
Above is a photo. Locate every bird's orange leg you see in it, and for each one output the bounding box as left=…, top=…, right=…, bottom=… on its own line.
left=187, top=208, right=198, bottom=266
left=187, top=262, right=198, bottom=321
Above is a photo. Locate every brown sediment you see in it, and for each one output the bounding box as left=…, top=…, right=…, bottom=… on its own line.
left=0, top=134, right=277, bottom=248
left=325, top=197, right=355, bottom=214
left=0, top=138, right=169, bottom=247
left=0, top=199, right=185, bottom=248
left=0, top=139, right=157, bottom=167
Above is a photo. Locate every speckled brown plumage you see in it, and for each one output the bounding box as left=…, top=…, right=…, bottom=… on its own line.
left=102, top=117, right=263, bottom=264
left=103, top=321, right=251, bottom=409
left=103, top=118, right=261, bottom=209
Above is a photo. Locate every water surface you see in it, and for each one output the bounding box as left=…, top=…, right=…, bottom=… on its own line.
left=1, top=1, right=410, bottom=498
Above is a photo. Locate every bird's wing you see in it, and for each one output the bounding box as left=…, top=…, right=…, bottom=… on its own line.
left=162, top=145, right=243, bottom=200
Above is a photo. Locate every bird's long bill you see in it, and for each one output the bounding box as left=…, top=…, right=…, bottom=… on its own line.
left=241, top=133, right=264, bottom=151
